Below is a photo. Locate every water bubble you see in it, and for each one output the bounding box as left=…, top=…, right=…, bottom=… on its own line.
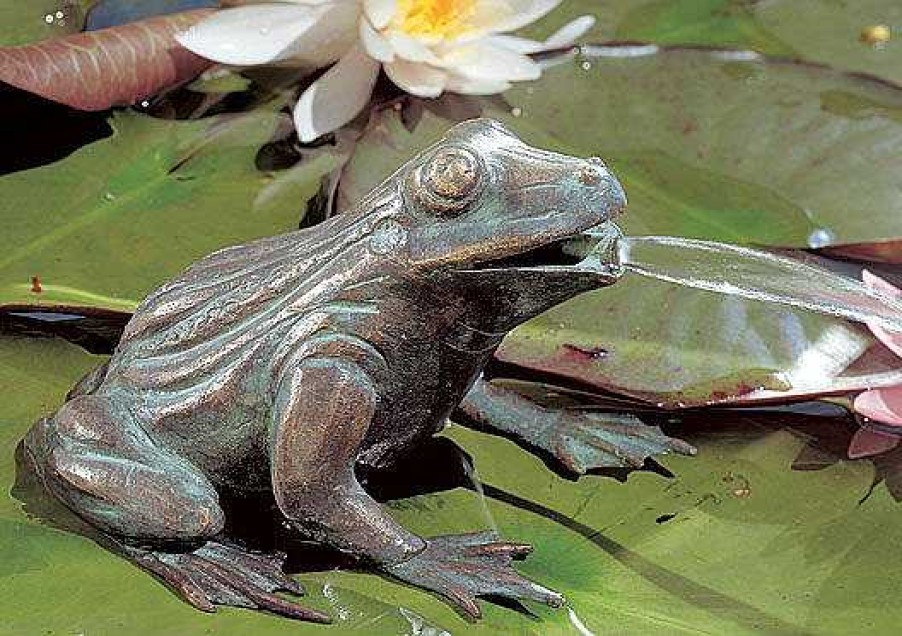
left=44, top=13, right=54, bottom=23
left=580, top=60, right=592, bottom=71
left=807, top=227, right=835, bottom=249
left=55, top=10, right=64, bottom=18
left=510, top=106, right=522, bottom=117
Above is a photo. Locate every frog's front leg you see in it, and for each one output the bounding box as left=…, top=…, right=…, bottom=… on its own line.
left=457, top=376, right=696, bottom=474
left=270, top=356, right=563, bottom=618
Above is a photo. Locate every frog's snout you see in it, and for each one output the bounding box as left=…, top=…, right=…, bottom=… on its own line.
left=574, top=157, right=627, bottom=221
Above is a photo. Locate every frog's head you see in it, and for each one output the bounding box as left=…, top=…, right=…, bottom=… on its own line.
left=361, top=119, right=626, bottom=325
left=386, top=119, right=626, bottom=277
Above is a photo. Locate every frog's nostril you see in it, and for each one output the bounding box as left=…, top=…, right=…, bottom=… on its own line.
left=578, top=165, right=603, bottom=186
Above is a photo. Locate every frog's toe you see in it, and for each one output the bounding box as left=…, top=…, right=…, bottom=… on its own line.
left=551, top=411, right=696, bottom=474
left=384, top=531, right=563, bottom=619
left=125, top=541, right=329, bottom=623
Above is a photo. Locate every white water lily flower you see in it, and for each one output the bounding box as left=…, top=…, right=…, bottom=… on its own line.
left=177, top=0, right=594, bottom=141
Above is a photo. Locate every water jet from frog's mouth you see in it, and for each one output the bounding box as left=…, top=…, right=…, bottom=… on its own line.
left=460, top=222, right=624, bottom=278
left=618, top=235, right=902, bottom=331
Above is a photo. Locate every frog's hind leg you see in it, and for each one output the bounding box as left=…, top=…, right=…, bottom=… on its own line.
left=457, top=376, right=696, bottom=475
left=24, top=395, right=329, bottom=623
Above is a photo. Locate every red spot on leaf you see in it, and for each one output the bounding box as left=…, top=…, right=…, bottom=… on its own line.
left=561, top=343, right=609, bottom=360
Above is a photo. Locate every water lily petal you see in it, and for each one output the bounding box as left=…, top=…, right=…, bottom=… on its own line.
left=293, top=44, right=380, bottom=142
left=384, top=60, right=447, bottom=97
left=469, top=0, right=561, bottom=35
left=862, top=270, right=902, bottom=359
left=386, top=30, right=441, bottom=63
left=364, top=0, right=396, bottom=29
left=848, top=427, right=901, bottom=459
left=439, top=42, right=540, bottom=81
left=177, top=2, right=360, bottom=67
left=483, top=34, right=543, bottom=54
left=542, top=14, right=595, bottom=48
left=854, top=385, right=902, bottom=426
left=487, top=14, right=595, bottom=53
left=360, top=18, right=394, bottom=62
left=177, top=4, right=330, bottom=65
left=445, top=73, right=511, bottom=95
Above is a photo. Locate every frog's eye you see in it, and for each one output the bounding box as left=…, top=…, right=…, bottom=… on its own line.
left=412, top=146, right=485, bottom=216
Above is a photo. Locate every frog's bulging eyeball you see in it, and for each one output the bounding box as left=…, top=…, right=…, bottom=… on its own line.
left=410, top=146, right=486, bottom=215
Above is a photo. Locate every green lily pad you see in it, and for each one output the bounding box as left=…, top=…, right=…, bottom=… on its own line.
left=752, top=0, right=902, bottom=86
left=4, top=335, right=902, bottom=633
left=0, top=109, right=338, bottom=312
left=497, top=273, right=902, bottom=407
left=338, top=48, right=902, bottom=246
left=524, top=0, right=795, bottom=55
left=526, top=0, right=901, bottom=85
left=0, top=0, right=88, bottom=46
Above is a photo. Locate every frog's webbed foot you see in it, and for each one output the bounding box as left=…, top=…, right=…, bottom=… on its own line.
left=384, top=531, right=563, bottom=619
left=543, top=410, right=696, bottom=473
left=123, top=540, right=330, bottom=623
left=458, top=377, right=696, bottom=475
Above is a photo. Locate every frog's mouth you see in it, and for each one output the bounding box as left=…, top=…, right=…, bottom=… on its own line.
left=460, top=222, right=624, bottom=279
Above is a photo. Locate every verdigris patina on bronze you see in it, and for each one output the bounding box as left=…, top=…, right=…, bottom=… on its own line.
left=23, top=119, right=693, bottom=622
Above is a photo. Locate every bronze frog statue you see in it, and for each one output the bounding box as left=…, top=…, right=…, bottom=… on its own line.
left=24, top=119, right=693, bottom=622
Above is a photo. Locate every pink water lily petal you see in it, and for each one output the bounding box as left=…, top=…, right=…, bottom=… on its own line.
left=854, top=385, right=902, bottom=426
left=848, top=427, right=902, bottom=459
left=293, top=44, right=380, bottom=142
left=862, top=270, right=902, bottom=359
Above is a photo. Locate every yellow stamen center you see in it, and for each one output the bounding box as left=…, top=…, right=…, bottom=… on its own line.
left=393, top=0, right=478, bottom=40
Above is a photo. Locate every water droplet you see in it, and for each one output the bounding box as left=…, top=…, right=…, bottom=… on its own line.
left=510, top=106, right=522, bottom=117
left=580, top=60, right=592, bottom=71
left=807, top=227, right=835, bottom=248
left=55, top=10, right=64, bottom=19
left=44, top=13, right=54, bottom=24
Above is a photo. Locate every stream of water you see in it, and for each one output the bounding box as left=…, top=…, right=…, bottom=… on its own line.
left=617, top=235, right=902, bottom=331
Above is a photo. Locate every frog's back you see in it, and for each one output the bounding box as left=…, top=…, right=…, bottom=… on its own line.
left=100, top=210, right=383, bottom=410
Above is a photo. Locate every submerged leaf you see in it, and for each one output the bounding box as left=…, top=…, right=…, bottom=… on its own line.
left=0, top=10, right=213, bottom=111
left=86, top=0, right=219, bottom=31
